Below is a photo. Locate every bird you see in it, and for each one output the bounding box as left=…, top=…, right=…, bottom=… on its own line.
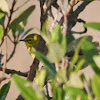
left=20, top=34, right=40, bottom=58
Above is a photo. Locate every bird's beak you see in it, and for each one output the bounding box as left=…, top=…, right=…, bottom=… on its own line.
left=19, top=39, right=25, bottom=42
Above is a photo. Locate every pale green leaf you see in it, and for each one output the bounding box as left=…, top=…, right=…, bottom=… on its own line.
left=92, top=74, right=100, bottom=100
left=35, top=69, right=46, bottom=88
left=47, top=43, right=64, bottom=63
left=84, top=22, right=100, bottom=31
left=67, top=72, right=84, bottom=89
left=0, top=25, right=4, bottom=40
left=93, top=55, right=100, bottom=68
left=12, top=74, right=42, bottom=100
left=0, top=0, right=9, bottom=13
left=51, top=24, right=67, bottom=53
left=64, top=86, right=88, bottom=100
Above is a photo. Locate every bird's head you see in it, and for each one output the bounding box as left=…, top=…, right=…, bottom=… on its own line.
left=20, top=34, right=40, bottom=48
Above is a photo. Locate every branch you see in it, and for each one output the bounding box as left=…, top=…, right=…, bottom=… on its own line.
left=59, top=0, right=75, bottom=36
left=0, top=67, right=28, bottom=77
left=0, top=36, right=7, bottom=83
left=74, top=1, right=92, bottom=18
left=5, top=0, right=16, bottom=35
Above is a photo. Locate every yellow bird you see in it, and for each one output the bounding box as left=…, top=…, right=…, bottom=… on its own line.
left=20, top=34, right=40, bottom=58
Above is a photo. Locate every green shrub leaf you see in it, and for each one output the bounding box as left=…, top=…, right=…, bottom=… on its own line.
left=81, top=40, right=100, bottom=73
left=0, top=25, right=4, bottom=40
left=34, top=52, right=56, bottom=79
left=0, top=81, right=11, bottom=100
left=51, top=24, right=67, bottom=53
left=84, top=22, right=100, bottom=31
left=12, top=74, right=42, bottom=100
left=9, top=5, right=35, bottom=29
left=65, top=86, right=88, bottom=100
left=0, top=0, right=9, bottom=13
left=47, top=42, right=64, bottom=63
left=92, top=74, right=100, bottom=100
left=93, top=55, right=100, bottom=68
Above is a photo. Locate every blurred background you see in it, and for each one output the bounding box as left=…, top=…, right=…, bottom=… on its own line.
left=0, top=0, right=100, bottom=100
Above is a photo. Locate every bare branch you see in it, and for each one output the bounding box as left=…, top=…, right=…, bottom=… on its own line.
left=0, top=36, right=7, bottom=83
left=0, top=67, right=28, bottom=77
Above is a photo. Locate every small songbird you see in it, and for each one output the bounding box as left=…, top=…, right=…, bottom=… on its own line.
left=20, top=34, right=40, bottom=58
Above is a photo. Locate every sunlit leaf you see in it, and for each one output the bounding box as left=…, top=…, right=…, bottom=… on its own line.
left=51, top=24, right=67, bottom=53
left=12, top=74, right=42, bottom=100
left=0, top=25, right=4, bottom=40
left=0, top=81, right=11, bottom=100
left=64, top=86, right=88, bottom=100
left=75, top=59, right=85, bottom=72
left=92, top=74, right=100, bottom=100
left=47, top=43, right=64, bottom=63
left=0, top=0, right=9, bottom=13
left=35, top=69, right=46, bottom=88
left=67, top=72, right=84, bottom=89
left=42, top=18, right=50, bottom=34
left=84, top=22, right=100, bottom=31
left=93, top=55, right=100, bottom=68
left=9, top=5, right=35, bottom=29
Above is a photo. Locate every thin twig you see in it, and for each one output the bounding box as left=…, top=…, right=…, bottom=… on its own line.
left=0, top=67, right=28, bottom=77
left=0, top=36, right=7, bottom=83
left=59, top=0, right=75, bottom=36
left=4, top=0, right=16, bottom=35
left=14, top=0, right=30, bottom=12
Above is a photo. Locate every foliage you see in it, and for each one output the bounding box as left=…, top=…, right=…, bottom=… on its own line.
left=12, top=22, right=100, bottom=100
left=0, top=81, right=11, bottom=100
left=0, top=0, right=100, bottom=100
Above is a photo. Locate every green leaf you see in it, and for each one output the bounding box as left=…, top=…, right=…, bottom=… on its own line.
left=92, top=74, right=100, bottom=100
left=93, top=55, right=100, bottom=68
left=9, top=5, right=35, bottom=29
left=12, top=23, right=24, bottom=39
left=51, top=24, right=67, bottom=53
left=0, top=11, right=5, bottom=19
left=68, top=36, right=87, bottom=74
left=42, top=18, right=50, bottom=34
left=0, top=0, right=9, bottom=13
left=0, top=81, right=11, bottom=100
left=75, top=59, right=85, bottom=72
left=34, top=52, right=56, bottom=79
left=67, top=36, right=93, bottom=52
left=35, top=69, right=46, bottom=88
left=67, top=72, right=84, bottom=89
left=64, top=86, right=88, bottom=100
left=0, top=25, right=4, bottom=40
left=0, top=10, right=6, bottom=26
left=84, top=22, right=100, bottom=31
left=47, top=43, right=64, bottom=63
left=12, top=74, right=42, bottom=100
left=20, top=28, right=33, bottom=40
left=81, top=40, right=100, bottom=73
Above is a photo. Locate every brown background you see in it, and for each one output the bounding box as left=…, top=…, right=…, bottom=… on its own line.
left=0, top=0, right=100, bottom=100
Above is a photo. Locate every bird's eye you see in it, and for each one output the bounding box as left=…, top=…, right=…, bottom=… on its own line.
left=28, top=39, right=31, bottom=41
